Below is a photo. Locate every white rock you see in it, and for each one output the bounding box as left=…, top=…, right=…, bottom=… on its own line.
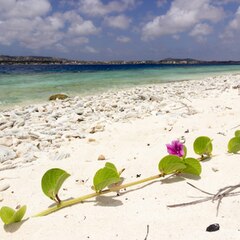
left=38, top=141, right=51, bottom=149
left=16, top=142, right=38, bottom=157
left=123, top=112, right=139, bottom=119
left=28, top=106, right=38, bottom=113
left=75, top=108, right=84, bottom=115
left=15, top=130, right=29, bottom=139
left=37, top=106, right=45, bottom=112
left=0, top=137, right=14, bottom=147
left=0, top=183, right=10, bottom=192
left=0, top=145, right=16, bottom=163
left=89, top=123, right=105, bottom=134
left=84, top=101, right=93, bottom=107
left=51, top=111, right=63, bottom=119
left=29, top=132, right=40, bottom=139
left=149, top=96, right=163, bottom=102
left=74, top=101, right=84, bottom=108
left=73, top=96, right=80, bottom=101
left=52, top=152, right=70, bottom=161
left=15, top=110, right=27, bottom=116
left=55, top=115, right=69, bottom=124
left=0, top=122, right=14, bottom=130
left=22, top=152, right=37, bottom=163
left=0, top=120, right=7, bottom=126
left=14, top=118, right=25, bottom=127
left=64, top=130, right=85, bottom=139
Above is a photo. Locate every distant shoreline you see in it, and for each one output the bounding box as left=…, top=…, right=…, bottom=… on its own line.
left=1, top=55, right=240, bottom=65
left=1, top=64, right=240, bottom=110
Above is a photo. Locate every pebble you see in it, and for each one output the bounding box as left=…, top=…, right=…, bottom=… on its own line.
left=0, top=137, right=13, bottom=147
left=0, top=75, right=239, bottom=168
left=212, top=167, right=219, bottom=172
left=206, top=223, right=220, bottom=232
left=52, top=152, right=70, bottom=161
left=89, top=123, right=105, bottom=134
left=149, top=96, right=163, bottom=102
left=75, top=108, right=85, bottom=115
left=0, top=145, right=16, bottom=163
left=0, top=183, right=10, bottom=192
left=88, top=138, right=96, bottom=143
left=98, top=154, right=106, bottom=161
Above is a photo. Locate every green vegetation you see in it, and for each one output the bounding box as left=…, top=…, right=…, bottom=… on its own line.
left=228, top=130, right=240, bottom=153
left=93, top=162, right=123, bottom=192
left=193, top=136, right=213, bottom=159
left=0, top=206, right=27, bottom=225
left=41, top=168, right=70, bottom=203
left=1, top=133, right=239, bottom=226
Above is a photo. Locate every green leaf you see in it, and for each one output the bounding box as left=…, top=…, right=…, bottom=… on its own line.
left=105, top=162, right=118, bottom=173
left=235, top=130, right=240, bottom=137
left=93, top=162, right=121, bottom=192
left=41, top=168, right=70, bottom=203
left=193, top=136, right=213, bottom=156
left=0, top=207, right=15, bottom=225
left=182, top=158, right=202, bottom=176
left=13, top=205, right=27, bottom=222
left=0, top=205, right=27, bottom=225
left=183, top=145, right=187, bottom=159
left=228, top=137, right=240, bottom=153
left=158, top=155, right=186, bottom=175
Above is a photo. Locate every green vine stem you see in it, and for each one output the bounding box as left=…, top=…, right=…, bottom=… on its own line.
left=34, top=173, right=163, bottom=217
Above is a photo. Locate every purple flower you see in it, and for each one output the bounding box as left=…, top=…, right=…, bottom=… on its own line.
left=166, top=140, right=184, bottom=157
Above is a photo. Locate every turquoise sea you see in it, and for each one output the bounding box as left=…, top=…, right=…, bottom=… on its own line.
left=0, top=64, right=240, bottom=109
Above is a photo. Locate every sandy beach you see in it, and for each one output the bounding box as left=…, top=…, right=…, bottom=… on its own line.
left=1, top=73, right=240, bottom=239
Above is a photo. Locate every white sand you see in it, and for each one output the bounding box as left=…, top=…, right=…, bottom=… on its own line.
left=1, top=74, right=240, bottom=239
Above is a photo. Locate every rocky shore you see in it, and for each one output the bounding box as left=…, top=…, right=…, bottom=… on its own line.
left=0, top=74, right=239, bottom=171
left=1, top=73, right=240, bottom=240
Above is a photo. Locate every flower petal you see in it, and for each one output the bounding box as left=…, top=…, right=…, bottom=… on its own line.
left=166, top=140, right=185, bottom=157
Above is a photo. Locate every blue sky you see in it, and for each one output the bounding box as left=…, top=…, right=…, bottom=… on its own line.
left=0, top=0, right=240, bottom=61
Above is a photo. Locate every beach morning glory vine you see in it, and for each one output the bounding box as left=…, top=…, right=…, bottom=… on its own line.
left=0, top=134, right=219, bottom=225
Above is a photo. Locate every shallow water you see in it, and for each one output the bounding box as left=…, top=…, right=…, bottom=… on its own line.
left=0, top=64, right=239, bottom=108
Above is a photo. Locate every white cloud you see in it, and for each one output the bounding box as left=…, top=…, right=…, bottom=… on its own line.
left=65, top=37, right=89, bottom=46
left=47, top=14, right=65, bottom=30
left=54, top=43, right=68, bottom=53
left=190, top=23, right=212, bottom=37
left=0, top=2, right=99, bottom=50
left=189, top=23, right=212, bottom=43
left=0, top=11, right=68, bottom=49
left=228, top=6, right=240, bottom=29
left=213, top=0, right=240, bottom=5
left=63, top=11, right=100, bottom=36
left=0, top=0, right=51, bottom=19
left=84, top=46, right=98, bottom=53
left=116, top=36, right=131, bottom=43
left=104, top=15, right=131, bottom=29
left=220, top=6, right=240, bottom=40
left=17, top=16, right=65, bottom=49
left=68, top=21, right=100, bottom=35
left=78, top=0, right=136, bottom=16
left=142, top=0, right=225, bottom=40
left=0, top=1, right=59, bottom=47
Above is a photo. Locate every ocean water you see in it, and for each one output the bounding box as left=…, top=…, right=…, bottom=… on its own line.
left=0, top=64, right=240, bottom=109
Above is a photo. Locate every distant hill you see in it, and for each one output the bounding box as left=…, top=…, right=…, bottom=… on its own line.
left=0, top=55, right=240, bottom=65
left=0, top=55, right=68, bottom=64
left=159, top=58, right=205, bottom=64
